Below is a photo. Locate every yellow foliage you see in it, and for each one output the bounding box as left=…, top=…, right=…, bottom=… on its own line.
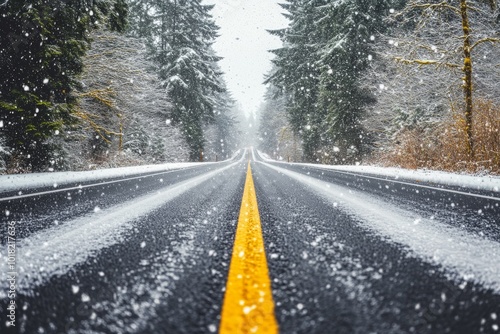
left=379, top=99, right=500, bottom=174
left=73, top=110, right=121, bottom=145
left=79, top=88, right=115, bottom=109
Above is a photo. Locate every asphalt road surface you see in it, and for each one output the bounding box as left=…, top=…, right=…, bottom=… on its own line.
left=1, top=149, right=499, bottom=333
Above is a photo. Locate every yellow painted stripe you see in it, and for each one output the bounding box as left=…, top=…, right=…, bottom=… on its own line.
left=219, top=162, right=278, bottom=334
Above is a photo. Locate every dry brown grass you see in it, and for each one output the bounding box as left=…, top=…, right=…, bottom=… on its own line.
left=379, top=99, right=500, bottom=174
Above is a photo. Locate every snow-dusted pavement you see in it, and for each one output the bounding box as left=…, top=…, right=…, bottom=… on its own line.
left=1, top=148, right=499, bottom=333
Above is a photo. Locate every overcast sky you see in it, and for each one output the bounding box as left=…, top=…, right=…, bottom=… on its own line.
left=208, top=0, right=288, bottom=117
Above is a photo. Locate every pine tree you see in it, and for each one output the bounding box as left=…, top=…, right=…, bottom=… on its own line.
left=267, top=0, right=405, bottom=163
left=128, top=0, right=225, bottom=161
left=127, top=0, right=156, bottom=40
left=267, top=0, right=327, bottom=162
left=258, top=83, right=301, bottom=161
left=316, top=0, right=404, bottom=163
left=207, top=82, right=238, bottom=159
left=0, top=0, right=127, bottom=171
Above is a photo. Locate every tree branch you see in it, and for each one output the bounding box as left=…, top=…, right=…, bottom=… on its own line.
left=73, top=111, right=122, bottom=144
left=471, top=37, right=500, bottom=51
left=408, top=1, right=461, bottom=15
left=394, top=57, right=460, bottom=68
left=79, top=88, right=115, bottom=109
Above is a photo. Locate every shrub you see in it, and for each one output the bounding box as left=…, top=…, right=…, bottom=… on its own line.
left=380, top=99, right=500, bottom=174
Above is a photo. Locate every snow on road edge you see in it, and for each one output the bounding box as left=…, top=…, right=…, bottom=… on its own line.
left=0, top=157, right=243, bottom=298
left=256, top=150, right=500, bottom=193
left=261, top=161, right=500, bottom=293
left=0, top=162, right=203, bottom=193
left=0, top=151, right=244, bottom=193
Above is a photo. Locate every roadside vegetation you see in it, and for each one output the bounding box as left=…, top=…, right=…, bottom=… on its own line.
left=376, top=99, right=500, bottom=174
left=258, top=0, right=500, bottom=174
left=0, top=0, right=241, bottom=173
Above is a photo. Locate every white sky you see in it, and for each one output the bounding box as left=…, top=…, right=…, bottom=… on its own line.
left=207, top=0, right=288, bottom=117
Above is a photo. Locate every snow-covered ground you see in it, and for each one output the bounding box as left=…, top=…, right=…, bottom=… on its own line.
left=0, top=157, right=244, bottom=299
left=0, top=152, right=244, bottom=194
left=0, top=162, right=207, bottom=193
left=261, top=160, right=500, bottom=293
left=257, top=150, right=500, bottom=193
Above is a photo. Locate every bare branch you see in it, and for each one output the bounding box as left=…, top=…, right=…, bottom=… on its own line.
left=416, top=43, right=453, bottom=55
left=408, top=1, right=461, bottom=15
left=394, top=57, right=461, bottom=68
left=79, top=88, right=115, bottom=109
left=466, top=5, right=482, bottom=12
left=471, top=37, right=500, bottom=50
left=73, top=110, right=121, bottom=144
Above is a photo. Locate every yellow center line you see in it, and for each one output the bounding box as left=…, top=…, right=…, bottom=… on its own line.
left=219, top=161, right=278, bottom=334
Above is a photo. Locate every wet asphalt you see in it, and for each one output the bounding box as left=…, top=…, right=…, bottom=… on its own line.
left=1, top=150, right=499, bottom=333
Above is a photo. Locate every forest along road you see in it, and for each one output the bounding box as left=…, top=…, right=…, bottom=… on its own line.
left=1, top=148, right=500, bottom=333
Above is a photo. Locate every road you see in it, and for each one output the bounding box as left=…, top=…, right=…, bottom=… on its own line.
left=1, top=148, right=499, bottom=333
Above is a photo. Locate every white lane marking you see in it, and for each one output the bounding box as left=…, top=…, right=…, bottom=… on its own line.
left=0, top=162, right=207, bottom=193
left=0, top=150, right=246, bottom=202
left=260, top=161, right=500, bottom=293
left=259, top=149, right=500, bottom=201
left=0, top=166, right=202, bottom=202
left=250, top=146, right=257, bottom=162
left=0, top=158, right=243, bottom=298
left=296, top=166, right=500, bottom=202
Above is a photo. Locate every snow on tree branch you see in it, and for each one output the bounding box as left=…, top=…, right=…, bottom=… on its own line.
left=471, top=37, right=500, bottom=50
left=394, top=57, right=461, bottom=68
left=68, top=30, right=189, bottom=167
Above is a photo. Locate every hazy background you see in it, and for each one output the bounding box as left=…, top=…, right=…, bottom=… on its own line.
left=208, top=0, right=288, bottom=118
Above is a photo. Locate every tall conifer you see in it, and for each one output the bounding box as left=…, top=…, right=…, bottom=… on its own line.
left=0, top=0, right=127, bottom=170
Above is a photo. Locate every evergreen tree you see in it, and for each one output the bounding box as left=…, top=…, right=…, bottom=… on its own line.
left=128, top=0, right=225, bottom=161
left=208, top=86, right=238, bottom=159
left=258, top=83, right=301, bottom=161
left=267, top=0, right=405, bottom=163
left=316, top=0, right=402, bottom=162
left=127, top=0, right=156, bottom=40
left=267, top=0, right=326, bottom=161
left=0, top=0, right=127, bottom=171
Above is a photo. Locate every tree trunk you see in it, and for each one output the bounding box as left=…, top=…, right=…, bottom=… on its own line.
left=460, top=0, right=474, bottom=158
